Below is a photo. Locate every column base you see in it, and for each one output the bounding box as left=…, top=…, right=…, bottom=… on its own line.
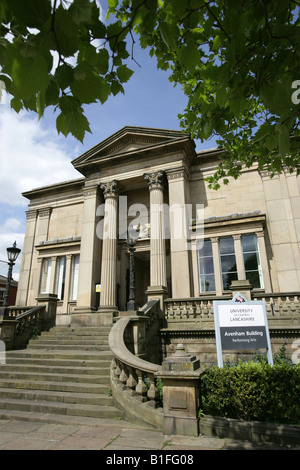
left=98, top=306, right=119, bottom=326
left=71, top=307, right=118, bottom=327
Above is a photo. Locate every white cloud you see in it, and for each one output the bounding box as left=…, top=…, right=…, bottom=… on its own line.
left=0, top=230, right=24, bottom=280
left=0, top=108, right=81, bottom=207
left=0, top=107, right=82, bottom=278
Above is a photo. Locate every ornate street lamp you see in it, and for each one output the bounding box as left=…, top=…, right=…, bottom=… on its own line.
left=126, top=225, right=140, bottom=311
left=2, top=241, right=21, bottom=309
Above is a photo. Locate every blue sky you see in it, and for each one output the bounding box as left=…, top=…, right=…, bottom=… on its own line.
left=0, top=3, right=217, bottom=279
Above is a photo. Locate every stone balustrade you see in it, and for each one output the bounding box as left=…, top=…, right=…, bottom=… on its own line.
left=0, top=294, right=58, bottom=349
left=164, top=292, right=300, bottom=323
left=109, top=302, right=164, bottom=428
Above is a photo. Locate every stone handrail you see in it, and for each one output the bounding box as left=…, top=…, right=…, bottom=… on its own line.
left=109, top=300, right=164, bottom=427
left=109, top=315, right=162, bottom=406
left=0, top=294, right=57, bottom=349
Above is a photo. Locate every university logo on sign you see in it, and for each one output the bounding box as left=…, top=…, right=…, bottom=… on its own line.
left=213, top=293, right=273, bottom=367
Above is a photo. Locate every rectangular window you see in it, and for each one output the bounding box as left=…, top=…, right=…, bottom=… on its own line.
left=242, top=234, right=264, bottom=288
left=40, top=258, right=52, bottom=294
left=197, top=239, right=215, bottom=292
left=219, top=237, right=238, bottom=290
left=70, top=254, right=80, bottom=301
left=55, top=256, right=66, bottom=300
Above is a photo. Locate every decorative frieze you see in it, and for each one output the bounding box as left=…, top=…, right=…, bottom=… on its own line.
left=38, top=207, right=52, bottom=218
left=26, top=210, right=38, bottom=220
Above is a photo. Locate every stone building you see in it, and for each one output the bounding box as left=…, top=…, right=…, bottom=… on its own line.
left=16, top=126, right=300, bottom=359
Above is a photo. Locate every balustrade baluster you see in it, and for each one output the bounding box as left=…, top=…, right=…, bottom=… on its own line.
left=135, top=369, right=148, bottom=402
left=146, top=373, right=160, bottom=408
left=126, top=367, right=138, bottom=395
left=119, top=363, right=129, bottom=387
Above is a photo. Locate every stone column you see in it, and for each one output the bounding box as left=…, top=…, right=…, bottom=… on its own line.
left=211, top=237, right=223, bottom=295
left=166, top=168, right=191, bottom=298
left=72, top=183, right=102, bottom=325
left=30, top=208, right=52, bottom=304
left=144, top=171, right=168, bottom=306
left=256, top=230, right=272, bottom=293
left=98, top=180, right=120, bottom=323
left=62, top=254, right=72, bottom=313
left=233, top=234, right=246, bottom=280
left=16, top=209, right=38, bottom=306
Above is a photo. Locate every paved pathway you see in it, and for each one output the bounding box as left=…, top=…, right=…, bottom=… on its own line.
left=0, top=417, right=297, bottom=451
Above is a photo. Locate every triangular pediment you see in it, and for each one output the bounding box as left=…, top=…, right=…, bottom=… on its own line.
left=72, top=126, right=196, bottom=175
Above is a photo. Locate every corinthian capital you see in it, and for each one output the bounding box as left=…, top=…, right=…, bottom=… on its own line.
left=100, top=180, right=120, bottom=199
left=144, top=170, right=165, bottom=191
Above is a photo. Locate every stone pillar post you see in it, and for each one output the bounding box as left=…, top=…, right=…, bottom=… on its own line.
left=157, top=344, right=201, bottom=437
left=98, top=180, right=120, bottom=323
left=144, top=171, right=168, bottom=308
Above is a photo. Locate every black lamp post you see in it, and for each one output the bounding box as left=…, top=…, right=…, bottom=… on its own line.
left=2, top=241, right=21, bottom=309
left=126, top=225, right=140, bottom=311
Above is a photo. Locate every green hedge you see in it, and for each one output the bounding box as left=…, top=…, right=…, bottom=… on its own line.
left=201, top=350, right=300, bottom=424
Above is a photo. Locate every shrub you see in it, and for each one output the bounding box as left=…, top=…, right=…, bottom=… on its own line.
left=201, top=352, right=300, bottom=424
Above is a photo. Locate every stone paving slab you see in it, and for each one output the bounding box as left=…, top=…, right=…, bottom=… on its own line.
left=0, top=418, right=298, bottom=451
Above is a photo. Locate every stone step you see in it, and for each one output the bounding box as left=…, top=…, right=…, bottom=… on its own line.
left=0, top=409, right=130, bottom=427
left=28, top=338, right=109, bottom=346
left=0, top=378, right=109, bottom=394
left=0, top=387, right=114, bottom=406
left=6, top=350, right=113, bottom=361
left=0, top=324, right=126, bottom=425
left=37, top=334, right=109, bottom=341
left=1, top=363, right=109, bottom=375
left=0, top=397, right=124, bottom=419
left=5, top=356, right=111, bottom=368
left=0, top=369, right=109, bottom=384
left=27, top=343, right=109, bottom=351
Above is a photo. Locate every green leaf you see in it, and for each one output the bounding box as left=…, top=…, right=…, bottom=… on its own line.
left=71, top=61, right=111, bottom=104
left=158, top=21, right=179, bottom=50
left=57, top=96, right=91, bottom=142
left=69, top=0, right=94, bottom=25
left=54, top=63, right=74, bottom=90
left=178, top=45, right=200, bottom=73
left=7, top=0, right=51, bottom=29
left=10, top=96, right=23, bottom=113
left=53, top=5, right=79, bottom=57
left=116, top=64, right=134, bottom=83
left=45, top=79, right=59, bottom=106
left=108, top=0, right=119, bottom=9
left=9, top=45, right=49, bottom=100
left=212, top=35, right=222, bottom=52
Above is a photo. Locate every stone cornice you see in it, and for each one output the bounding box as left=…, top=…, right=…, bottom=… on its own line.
left=73, top=137, right=197, bottom=176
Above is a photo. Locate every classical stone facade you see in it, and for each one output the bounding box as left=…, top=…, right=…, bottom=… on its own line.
left=16, top=127, right=300, bottom=354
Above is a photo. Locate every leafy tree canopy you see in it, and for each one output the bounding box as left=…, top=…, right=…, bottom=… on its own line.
left=0, top=0, right=300, bottom=187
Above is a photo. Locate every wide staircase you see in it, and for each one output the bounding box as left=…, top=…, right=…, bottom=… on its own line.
left=0, top=325, right=125, bottom=425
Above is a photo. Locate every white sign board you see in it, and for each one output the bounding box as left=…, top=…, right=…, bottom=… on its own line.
left=213, top=294, right=273, bottom=367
